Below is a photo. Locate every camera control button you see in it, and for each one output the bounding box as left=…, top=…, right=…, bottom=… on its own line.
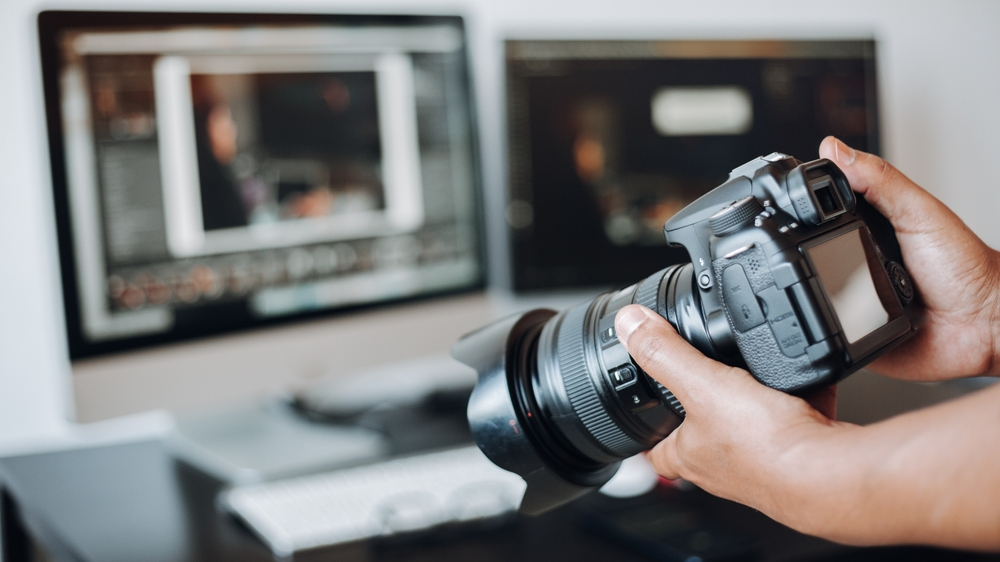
left=888, top=262, right=915, bottom=303
left=722, top=265, right=765, bottom=332
left=610, top=366, right=636, bottom=388
left=598, top=314, right=618, bottom=344
left=709, top=196, right=764, bottom=236
left=602, top=326, right=616, bottom=343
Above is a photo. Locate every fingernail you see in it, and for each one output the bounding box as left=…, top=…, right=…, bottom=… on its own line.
left=616, top=306, right=649, bottom=341
left=834, top=138, right=856, bottom=166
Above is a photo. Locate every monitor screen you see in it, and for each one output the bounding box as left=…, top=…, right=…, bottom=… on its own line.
left=39, top=12, right=483, bottom=358
left=505, top=39, right=879, bottom=291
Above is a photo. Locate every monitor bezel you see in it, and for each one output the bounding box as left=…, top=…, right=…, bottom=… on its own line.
left=38, top=10, right=487, bottom=360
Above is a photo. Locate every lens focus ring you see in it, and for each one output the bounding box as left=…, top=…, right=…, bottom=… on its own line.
left=635, top=268, right=668, bottom=313
left=633, top=268, right=687, bottom=419
left=558, top=303, right=644, bottom=457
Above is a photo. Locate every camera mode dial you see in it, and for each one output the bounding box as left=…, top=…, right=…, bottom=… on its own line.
left=709, top=196, right=764, bottom=236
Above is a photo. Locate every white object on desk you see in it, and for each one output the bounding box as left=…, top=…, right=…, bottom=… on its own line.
left=222, top=445, right=526, bottom=557
left=599, top=454, right=660, bottom=498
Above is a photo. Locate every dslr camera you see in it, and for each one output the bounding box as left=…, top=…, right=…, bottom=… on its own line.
left=453, top=153, right=917, bottom=514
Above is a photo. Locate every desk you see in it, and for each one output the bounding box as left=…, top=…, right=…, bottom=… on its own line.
left=0, top=439, right=996, bottom=562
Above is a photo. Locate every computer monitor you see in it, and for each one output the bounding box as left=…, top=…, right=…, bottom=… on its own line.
left=38, top=11, right=489, bottom=423
left=505, top=39, right=879, bottom=292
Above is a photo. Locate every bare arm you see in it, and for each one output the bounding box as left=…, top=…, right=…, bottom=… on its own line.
left=795, top=380, right=1000, bottom=549
left=615, top=304, right=1000, bottom=550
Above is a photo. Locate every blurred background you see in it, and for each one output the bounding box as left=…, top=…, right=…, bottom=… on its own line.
left=1, top=0, right=999, bottom=458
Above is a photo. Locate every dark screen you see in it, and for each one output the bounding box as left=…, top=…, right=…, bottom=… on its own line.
left=257, top=72, right=382, bottom=159
left=507, top=40, right=879, bottom=291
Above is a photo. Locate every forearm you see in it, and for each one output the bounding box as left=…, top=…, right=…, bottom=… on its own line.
left=773, top=383, right=1000, bottom=549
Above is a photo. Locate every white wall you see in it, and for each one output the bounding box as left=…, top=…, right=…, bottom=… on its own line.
left=1, top=0, right=998, bottom=454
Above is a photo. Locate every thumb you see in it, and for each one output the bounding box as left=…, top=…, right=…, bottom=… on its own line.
left=818, top=136, right=951, bottom=236
left=615, top=305, right=742, bottom=413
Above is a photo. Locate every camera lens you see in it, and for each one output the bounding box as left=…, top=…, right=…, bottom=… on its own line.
left=529, top=264, right=711, bottom=458
left=456, top=262, right=724, bottom=513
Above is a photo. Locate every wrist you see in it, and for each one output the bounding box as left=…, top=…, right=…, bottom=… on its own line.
left=758, top=421, right=869, bottom=541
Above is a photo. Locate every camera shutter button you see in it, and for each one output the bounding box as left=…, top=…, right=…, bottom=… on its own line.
left=709, top=196, right=765, bottom=236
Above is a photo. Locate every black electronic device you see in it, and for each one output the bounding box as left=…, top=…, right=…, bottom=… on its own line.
left=453, top=153, right=917, bottom=515
left=37, top=10, right=488, bottom=475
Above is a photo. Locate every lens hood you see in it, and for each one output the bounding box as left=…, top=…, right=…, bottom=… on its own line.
left=452, top=309, right=620, bottom=515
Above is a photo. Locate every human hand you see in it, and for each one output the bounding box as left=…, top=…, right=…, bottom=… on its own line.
left=614, top=304, right=858, bottom=537
left=616, top=303, right=1000, bottom=549
left=820, top=137, right=1000, bottom=381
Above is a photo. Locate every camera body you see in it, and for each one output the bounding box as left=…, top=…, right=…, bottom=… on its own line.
left=657, top=152, right=915, bottom=392
left=453, top=153, right=917, bottom=515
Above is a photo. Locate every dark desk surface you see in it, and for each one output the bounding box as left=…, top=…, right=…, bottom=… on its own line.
left=0, top=439, right=996, bottom=562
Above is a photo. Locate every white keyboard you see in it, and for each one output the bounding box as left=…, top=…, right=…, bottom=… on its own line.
left=222, top=445, right=526, bottom=556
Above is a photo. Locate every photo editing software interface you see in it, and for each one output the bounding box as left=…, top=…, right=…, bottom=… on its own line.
left=506, top=40, right=879, bottom=291
left=42, top=13, right=482, bottom=357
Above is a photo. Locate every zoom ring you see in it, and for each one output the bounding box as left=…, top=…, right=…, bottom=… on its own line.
left=635, top=268, right=686, bottom=418
left=558, top=303, right=643, bottom=457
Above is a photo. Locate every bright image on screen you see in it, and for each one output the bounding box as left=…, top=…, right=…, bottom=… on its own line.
left=54, top=21, right=480, bottom=352
left=807, top=228, right=893, bottom=343
left=189, top=71, right=386, bottom=232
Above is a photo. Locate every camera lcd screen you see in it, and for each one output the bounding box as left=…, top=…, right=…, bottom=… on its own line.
left=806, top=227, right=900, bottom=343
